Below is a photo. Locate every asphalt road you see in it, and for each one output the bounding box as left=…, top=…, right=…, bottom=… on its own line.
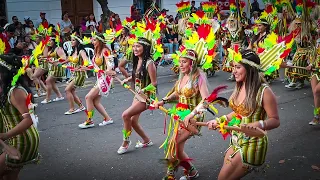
left=20, top=67, right=320, bottom=180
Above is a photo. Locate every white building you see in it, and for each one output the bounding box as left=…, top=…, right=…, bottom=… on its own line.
left=1, top=0, right=265, bottom=26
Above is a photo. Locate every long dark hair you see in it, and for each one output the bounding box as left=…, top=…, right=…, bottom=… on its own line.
left=230, top=49, right=266, bottom=113
left=0, top=54, right=32, bottom=107
left=70, top=36, right=86, bottom=57
left=251, top=22, right=270, bottom=45
left=131, top=37, right=152, bottom=86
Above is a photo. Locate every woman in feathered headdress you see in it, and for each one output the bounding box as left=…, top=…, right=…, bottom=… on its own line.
left=116, top=19, right=162, bottom=154
left=207, top=49, right=280, bottom=179
left=248, top=4, right=279, bottom=83
left=0, top=53, right=40, bottom=178
left=118, top=17, right=136, bottom=78
left=40, top=26, right=67, bottom=104
left=221, top=0, right=246, bottom=81
left=63, top=32, right=89, bottom=115
left=78, top=31, right=116, bottom=129
left=285, top=0, right=316, bottom=89
left=153, top=20, right=219, bottom=179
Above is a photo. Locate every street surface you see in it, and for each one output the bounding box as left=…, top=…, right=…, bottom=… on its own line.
left=20, top=66, right=320, bottom=180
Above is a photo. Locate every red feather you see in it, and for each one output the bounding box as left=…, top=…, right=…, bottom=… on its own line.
left=265, top=4, right=273, bottom=13
left=240, top=1, right=246, bottom=8
left=207, top=48, right=215, bottom=56
left=280, top=49, right=291, bottom=59
left=176, top=103, right=189, bottom=110
left=196, top=10, right=205, bottom=18
left=206, top=85, right=228, bottom=103
left=104, top=51, right=109, bottom=57
left=234, top=44, right=239, bottom=53
left=26, top=93, right=32, bottom=107
left=126, top=17, right=133, bottom=22
left=257, top=48, right=265, bottom=54
left=197, top=24, right=211, bottom=39
left=179, top=45, right=186, bottom=52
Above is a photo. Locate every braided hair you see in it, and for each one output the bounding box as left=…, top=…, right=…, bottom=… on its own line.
left=0, top=54, right=32, bottom=107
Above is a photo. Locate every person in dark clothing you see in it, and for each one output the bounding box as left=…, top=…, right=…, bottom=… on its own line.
left=251, top=0, right=261, bottom=15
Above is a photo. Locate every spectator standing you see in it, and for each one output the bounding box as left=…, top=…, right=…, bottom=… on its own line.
left=36, top=12, right=50, bottom=28
left=251, top=11, right=259, bottom=25
left=60, top=11, right=74, bottom=41
left=11, top=16, right=18, bottom=26
left=114, top=14, right=121, bottom=28
left=81, top=16, right=88, bottom=32
left=23, top=16, right=30, bottom=28
left=86, top=13, right=97, bottom=32
left=251, top=0, right=260, bottom=15
left=25, top=20, right=36, bottom=35
left=191, top=1, right=197, bottom=14
left=14, top=22, right=26, bottom=42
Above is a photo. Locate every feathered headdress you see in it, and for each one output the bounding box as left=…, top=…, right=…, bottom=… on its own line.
left=255, top=4, right=279, bottom=31
left=122, top=17, right=136, bottom=31
left=70, top=32, right=83, bottom=44
left=172, top=23, right=217, bottom=70
left=295, top=0, right=316, bottom=20
left=201, top=1, right=218, bottom=19
left=91, top=29, right=117, bottom=44
left=31, top=24, right=52, bottom=41
left=227, top=32, right=294, bottom=75
left=176, top=0, right=191, bottom=19
left=127, top=19, right=163, bottom=60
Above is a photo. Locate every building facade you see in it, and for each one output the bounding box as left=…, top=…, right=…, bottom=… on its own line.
left=1, top=0, right=264, bottom=26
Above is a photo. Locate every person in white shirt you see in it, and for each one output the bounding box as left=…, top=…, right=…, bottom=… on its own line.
left=86, top=13, right=97, bottom=32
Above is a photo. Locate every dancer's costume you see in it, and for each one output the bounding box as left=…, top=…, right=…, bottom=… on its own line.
left=201, top=1, right=221, bottom=76
left=118, top=18, right=135, bottom=63
left=171, top=0, right=192, bottom=75
left=0, top=44, right=40, bottom=168
left=221, top=0, right=246, bottom=80
left=160, top=14, right=220, bottom=180
left=222, top=29, right=293, bottom=170
left=47, top=25, right=66, bottom=79
left=285, top=0, right=316, bottom=89
left=252, top=3, right=280, bottom=82
left=275, top=0, right=295, bottom=36
left=67, top=33, right=88, bottom=88
left=78, top=30, right=117, bottom=128
left=119, top=19, right=163, bottom=142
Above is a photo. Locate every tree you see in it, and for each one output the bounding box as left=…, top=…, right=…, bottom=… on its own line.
left=96, top=0, right=114, bottom=31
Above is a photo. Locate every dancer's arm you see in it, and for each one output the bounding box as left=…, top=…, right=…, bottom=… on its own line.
left=147, top=60, right=157, bottom=87
left=0, top=89, right=33, bottom=141
left=246, top=87, right=280, bottom=130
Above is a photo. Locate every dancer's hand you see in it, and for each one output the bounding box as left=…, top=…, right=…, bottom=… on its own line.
left=184, top=114, right=194, bottom=128
left=0, top=133, right=9, bottom=141
left=153, top=101, right=164, bottom=109
left=306, top=65, right=313, bottom=71
left=207, top=120, right=218, bottom=130
left=106, top=70, right=116, bottom=77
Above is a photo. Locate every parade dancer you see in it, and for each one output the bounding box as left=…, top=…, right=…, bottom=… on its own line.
left=248, top=3, right=279, bottom=83
left=78, top=31, right=116, bottom=129
left=117, top=18, right=163, bottom=154
left=0, top=53, right=40, bottom=179
left=41, top=25, right=67, bottom=104
left=118, top=18, right=135, bottom=78
left=64, top=33, right=88, bottom=115
left=307, top=39, right=320, bottom=125
left=285, top=0, right=316, bottom=89
left=206, top=50, right=280, bottom=179
left=201, top=1, right=221, bottom=77
left=221, top=0, right=246, bottom=81
left=154, top=17, right=219, bottom=179
left=31, top=25, right=50, bottom=98
left=171, top=0, right=192, bottom=75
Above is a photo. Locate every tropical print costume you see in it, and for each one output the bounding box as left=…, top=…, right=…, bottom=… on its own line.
left=48, top=49, right=66, bottom=78
left=227, top=84, right=268, bottom=167
left=0, top=86, right=40, bottom=168
left=68, top=52, right=86, bottom=87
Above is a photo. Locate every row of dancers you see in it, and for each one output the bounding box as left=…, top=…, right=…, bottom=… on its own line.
left=1, top=0, right=320, bottom=179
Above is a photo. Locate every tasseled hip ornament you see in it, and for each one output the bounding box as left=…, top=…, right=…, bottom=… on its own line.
left=122, top=129, right=132, bottom=141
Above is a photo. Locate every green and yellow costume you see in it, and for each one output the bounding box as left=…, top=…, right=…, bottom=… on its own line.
left=69, top=52, right=86, bottom=87
left=227, top=84, right=268, bottom=167
left=48, top=49, right=65, bottom=78
left=0, top=86, right=40, bottom=168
